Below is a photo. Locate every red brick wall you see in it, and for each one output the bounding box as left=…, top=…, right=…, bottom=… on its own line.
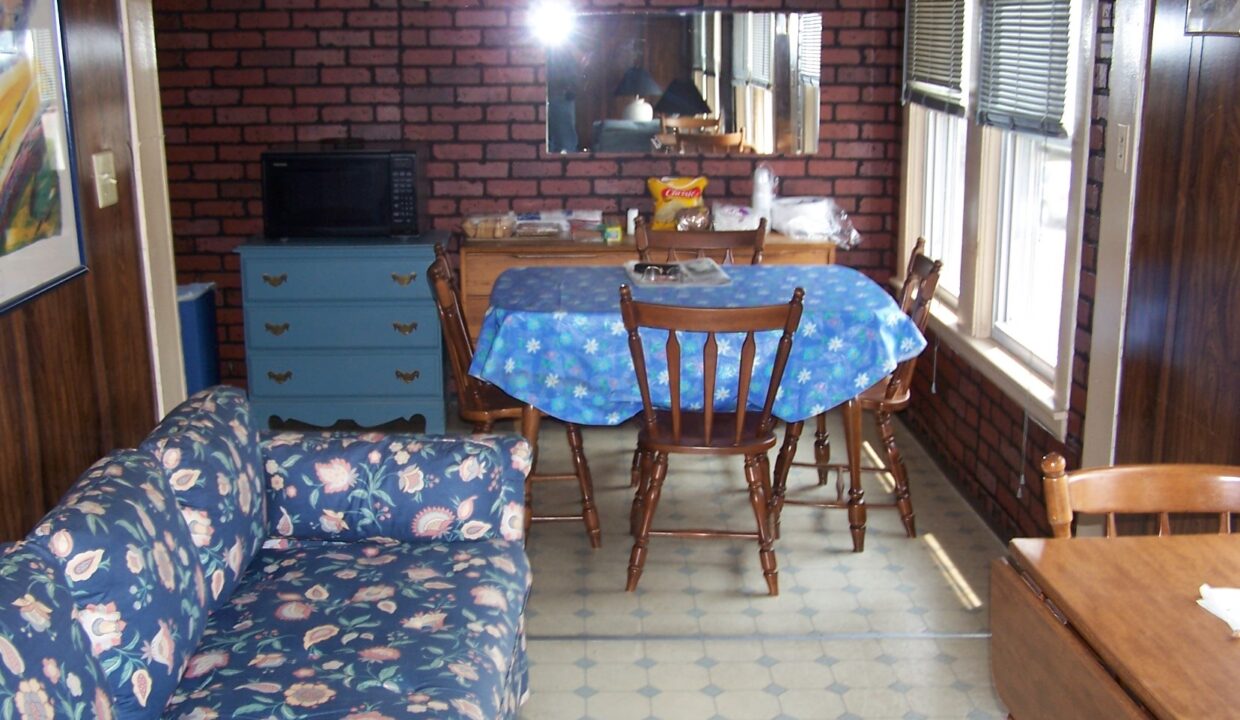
left=901, top=0, right=1113, bottom=541
left=153, top=0, right=906, bottom=387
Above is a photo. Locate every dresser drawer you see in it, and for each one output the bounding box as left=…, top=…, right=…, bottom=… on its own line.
left=248, top=350, right=442, bottom=398
left=246, top=304, right=438, bottom=349
left=243, top=256, right=431, bottom=302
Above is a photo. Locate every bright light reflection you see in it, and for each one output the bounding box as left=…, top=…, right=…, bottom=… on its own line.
left=528, top=2, right=576, bottom=47
left=923, top=533, right=983, bottom=610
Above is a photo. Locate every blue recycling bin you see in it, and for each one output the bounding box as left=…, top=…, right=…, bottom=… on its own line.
left=177, top=282, right=220, bottom=395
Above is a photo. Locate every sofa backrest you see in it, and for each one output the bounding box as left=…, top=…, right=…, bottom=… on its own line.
left=262, top=432, right=530, bottom=543
left=0, top=542, right=116, bottom=718
left=139, top=386, right=267, bottom=608
left=27, top=450, right=208, bottom=719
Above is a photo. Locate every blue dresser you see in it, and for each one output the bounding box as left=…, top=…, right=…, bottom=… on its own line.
left=238, top=236, right=446, bottom=432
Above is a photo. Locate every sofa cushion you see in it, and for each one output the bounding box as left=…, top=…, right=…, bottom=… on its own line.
left=164, top=539, right=531, bottom=720
left=262, top=432, right=530, bottom=543
left=29, top=451, right=208, bottom=719
left=0, top=542, right=116, bottom=718
left=140, top=386, right=267, bottom=608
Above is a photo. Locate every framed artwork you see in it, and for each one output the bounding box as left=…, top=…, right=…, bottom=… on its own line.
left=0, top=0, right=84, bottom=313
left=1187, top=0, right=1240, bottom=33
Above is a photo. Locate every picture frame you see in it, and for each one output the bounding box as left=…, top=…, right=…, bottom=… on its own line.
left=0, top=0, right=85, bottom=314
left=1186, top=0, right=1240, bottom=34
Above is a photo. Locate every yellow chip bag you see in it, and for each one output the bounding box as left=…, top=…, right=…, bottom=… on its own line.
left=647, top=176, right=708, bottom=230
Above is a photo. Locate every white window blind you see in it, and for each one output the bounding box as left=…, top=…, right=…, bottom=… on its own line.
left=903, top=0, right=965, bottom=114
left=977, top=0, right=1071, bottom=137
left=693, top=13, right=706, bottom=72
left=750, top=13, right=773, bottom=87
left=797, top=13, right=822, bottom=83
left=732, top=16, right=750, bottom=85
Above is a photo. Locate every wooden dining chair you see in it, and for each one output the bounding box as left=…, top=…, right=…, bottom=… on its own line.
left=634, top=215, right=767, bottom=265
left=629, top=215, right=769, bottom=489
left=1042, top=452, right=1240, bottom=538
left=621, top=284, right=804, bottom=596
left=677, top=130, right=746, bottom=154
left=429, top=245, right=601, bottom=547
left=661, top=116, right=720, bottom=134
left=771, top=238, right=942, bottom=550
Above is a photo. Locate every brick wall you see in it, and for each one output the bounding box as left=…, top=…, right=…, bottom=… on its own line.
left=902, top=0, right=1113, bottom=542
left=153, top=0, right=905, bottom=387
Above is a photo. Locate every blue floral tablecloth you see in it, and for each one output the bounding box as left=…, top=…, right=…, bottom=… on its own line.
left=469, top=265, right=926, bottom=425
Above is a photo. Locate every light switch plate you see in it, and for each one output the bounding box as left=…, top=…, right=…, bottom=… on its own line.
left=91, top=150, right=118, bottom=208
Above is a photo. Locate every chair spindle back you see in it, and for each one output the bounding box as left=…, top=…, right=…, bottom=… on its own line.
left=634, top=216, right=767, bottom=266
left=429, top=244, right=487, bottom=413
left=886, top=237, right=943, bottom=401
left=1042, top=452, right=1240, bottom=539
left=620, top=285, right=804, bottom=447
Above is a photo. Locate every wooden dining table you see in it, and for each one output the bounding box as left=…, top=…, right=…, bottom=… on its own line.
left=467, top=264, right=927, bottom=545
left=991, top=534, right=1240, bottom=719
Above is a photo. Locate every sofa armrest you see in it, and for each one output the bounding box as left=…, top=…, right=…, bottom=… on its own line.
left=261, top=432, right=531, bottom=543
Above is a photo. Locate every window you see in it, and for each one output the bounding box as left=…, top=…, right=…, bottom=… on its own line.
left=916, top=108, right=966, bottom=301
left=692, top=12, right=722, bottom=120
left=733, top=13, right=777, bottom=153
left=901, top=0, right=1095, bottom=435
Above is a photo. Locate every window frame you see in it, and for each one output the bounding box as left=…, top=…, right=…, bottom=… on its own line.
left=898, top=0, right=1097, bottom=438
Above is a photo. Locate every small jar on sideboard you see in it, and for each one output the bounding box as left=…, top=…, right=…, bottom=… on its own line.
left=238, top=235, right=447, bottom=432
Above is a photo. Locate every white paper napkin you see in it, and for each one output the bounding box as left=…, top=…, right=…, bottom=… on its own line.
left=1197, top=584, right=1240, bottom=637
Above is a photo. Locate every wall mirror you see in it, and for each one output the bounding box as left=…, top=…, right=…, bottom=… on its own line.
left=546, top=11, right=822, bottom=156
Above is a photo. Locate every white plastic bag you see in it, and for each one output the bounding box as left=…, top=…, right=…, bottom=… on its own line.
left=771, top=197, right=862, bottom=248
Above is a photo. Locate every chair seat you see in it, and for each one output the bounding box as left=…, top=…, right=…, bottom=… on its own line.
left=640, top=410, right=779, bottom=455
left=855, top=374, right=912, bottom=411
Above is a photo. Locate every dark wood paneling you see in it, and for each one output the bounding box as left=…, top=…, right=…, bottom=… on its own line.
left=1117, top=0, right=1240, bottom=466
left=1158, top=35, right=1240, bottom=462
left=61, top=0, right=157, bottom=450
left=0, top=317, right=45, bottom=535
left=0, top=0, right=156, bottom=540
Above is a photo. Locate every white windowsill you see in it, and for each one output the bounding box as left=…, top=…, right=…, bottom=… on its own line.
left=924, top=302, right=1069, bottom=440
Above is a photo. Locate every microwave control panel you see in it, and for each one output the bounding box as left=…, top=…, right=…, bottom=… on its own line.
left=390, top=155, right=419, bottom=234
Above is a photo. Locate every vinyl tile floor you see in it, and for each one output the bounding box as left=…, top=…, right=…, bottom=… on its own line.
left=510, top=414, right=1008, bottom=720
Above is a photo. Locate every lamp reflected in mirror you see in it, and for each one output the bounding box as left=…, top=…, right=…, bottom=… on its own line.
left=614, top=67, right=662, bottom=122
left=655, top=79, right=712, bottom=116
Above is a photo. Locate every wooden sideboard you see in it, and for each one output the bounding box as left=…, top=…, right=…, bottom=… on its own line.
left=991, top=535, right=1240, bottom=719
left=458, top=234, right=836, bottom=341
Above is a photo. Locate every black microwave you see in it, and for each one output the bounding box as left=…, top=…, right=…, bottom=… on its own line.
left=261, top=143, right=426, bottom=238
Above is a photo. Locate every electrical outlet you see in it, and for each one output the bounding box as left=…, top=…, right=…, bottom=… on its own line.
left=92, top=151, right=118, bottom=208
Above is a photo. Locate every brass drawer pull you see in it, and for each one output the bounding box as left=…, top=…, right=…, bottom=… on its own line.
left=391, top=272, right=417, bottom=286
left=395, top=369, right=420, bottom=383
left=392, top=321, right=419, bottom=335
left=264, top=322, right=290, bottom=336
left=267, top=370, right=293, bottom=384
left=262, top=273, right=288, bottom=287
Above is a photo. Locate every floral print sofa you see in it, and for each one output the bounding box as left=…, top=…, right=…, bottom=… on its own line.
left=0, top=386, right=532, bottom=719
